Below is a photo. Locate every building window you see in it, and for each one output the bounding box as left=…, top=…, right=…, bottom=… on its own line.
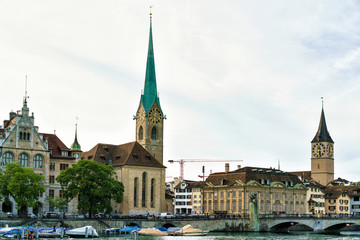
left=60, top=164, right=69, bottom=170
left=62, top=151, right=68, bottom=157
left=151, top=127, right=157, bottom=140
left=18, top=153, right=29, bottom=167
left=33, top=155, right=43, bottom=168
left=3, top=152, right=14, bottom=165
left=151, top=178, right=155, bottom=208
left=49, top=175, right=55, bottom=184
left=59, top=190, right=64, bottom=198
left=139, top=126, right=143, bottom=140
left=50, top=163, right=55, bottom=171
left=142, top=172, right=147, bottom=207
left=49, top=189, right=54, bottom=198
left=134, top=177, right=138, bottom=207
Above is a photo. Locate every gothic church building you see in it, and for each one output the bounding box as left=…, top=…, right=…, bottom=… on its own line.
left=82, top=14, right=167, bottom=215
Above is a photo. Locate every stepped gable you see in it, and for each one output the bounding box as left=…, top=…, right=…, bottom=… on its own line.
left=82, top=141, right=165, bottom=168
left=41, top=133, right=73, bottom=158
left=206, top=167, right=302, bottom=186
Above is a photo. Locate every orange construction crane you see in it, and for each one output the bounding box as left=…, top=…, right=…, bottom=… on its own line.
left=168, top=159, right=243, bottom=179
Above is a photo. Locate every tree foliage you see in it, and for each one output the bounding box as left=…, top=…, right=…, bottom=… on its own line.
left=56, top=159, right=124, bottom=217
left=48, top=197, right=68, bottom=210
left=0, top=162, right=45, bottom=210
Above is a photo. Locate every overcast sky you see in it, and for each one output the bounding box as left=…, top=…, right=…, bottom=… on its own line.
left=1, top=1, right=360, bottom=182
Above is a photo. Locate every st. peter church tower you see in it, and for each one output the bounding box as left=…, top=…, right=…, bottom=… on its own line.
left=135, top=13, right=164, bottom=164
left=311, top=103, right=334, bottom=185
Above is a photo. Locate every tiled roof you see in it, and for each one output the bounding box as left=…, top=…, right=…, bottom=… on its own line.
left=289, top=171, right=312, bottom=182
left=324, top=185, right=360, bottom=199
left=81, top=141, right=165, bottom=168
left=40, top=133, right=72, bottom=158
left=174, top=180, right=202, bottom=189
left=206, top=167, right=302, bottom=186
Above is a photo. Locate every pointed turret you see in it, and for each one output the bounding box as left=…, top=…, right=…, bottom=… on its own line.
left=140, top=14, right=163, bottom=115
left=311, top=104, right=334, bottom=143
left=70, top=124, right=81, bottom=151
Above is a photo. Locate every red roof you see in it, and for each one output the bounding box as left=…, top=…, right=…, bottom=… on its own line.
left=40, top=133, right=72, bottom=158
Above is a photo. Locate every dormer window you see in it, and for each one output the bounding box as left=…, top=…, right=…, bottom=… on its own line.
left=62, top=151, right=68, bottom=157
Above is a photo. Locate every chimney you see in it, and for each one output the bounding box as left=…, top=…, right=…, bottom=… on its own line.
left=225, top=163, right=230, bottom=173
left=237, top=165, right=241, bottom=169
left=9, top=112, right=16, bottom=120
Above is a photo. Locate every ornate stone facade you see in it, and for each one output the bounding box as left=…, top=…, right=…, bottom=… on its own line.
left=0, top=99, right=79, bottom=215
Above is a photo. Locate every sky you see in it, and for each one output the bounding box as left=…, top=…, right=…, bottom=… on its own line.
left=1, top=1, right=360, bottom=181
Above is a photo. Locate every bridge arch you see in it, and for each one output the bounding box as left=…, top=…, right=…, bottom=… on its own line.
left=162, top=223, right=176, bottom=228
left=323, top=222, right=354, bottom=233
left=128, top=222, right=140, bottom=227
left=269, top=221, right=313, bottom=233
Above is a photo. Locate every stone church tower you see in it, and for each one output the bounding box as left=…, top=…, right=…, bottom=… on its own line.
left=135, top=13, right=164, bottom=164
left=311, top=103, right=334, bottom=185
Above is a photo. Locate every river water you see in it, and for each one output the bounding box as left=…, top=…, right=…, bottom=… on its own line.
left=94, top=232, right=360, bottom=240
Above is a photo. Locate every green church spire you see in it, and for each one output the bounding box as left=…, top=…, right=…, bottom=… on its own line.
left=141, top=13, right=163, bottom=115
left=71, top=123, right=81, bottom=151
left=311, top=101, right=334, bottom=143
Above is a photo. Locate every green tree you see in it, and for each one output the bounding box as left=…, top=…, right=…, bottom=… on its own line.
left=0, top=162, right=45, bottom=211
left=47, top=197, right=67, bottom=210
left=56, top=159, right=124, bottom=217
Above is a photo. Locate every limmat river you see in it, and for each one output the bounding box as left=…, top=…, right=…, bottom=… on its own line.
left=89, top=232, right=360, bottom=240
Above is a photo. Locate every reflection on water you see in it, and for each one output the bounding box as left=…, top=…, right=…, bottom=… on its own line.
left=76, top=232, right=360, bottom=240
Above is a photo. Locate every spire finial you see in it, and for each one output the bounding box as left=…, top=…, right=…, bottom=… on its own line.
left=150, top=5, right=153, bottom=18
left=24, top=75, right=29, bottom=106
left=321, top=97, right=324, bottom=108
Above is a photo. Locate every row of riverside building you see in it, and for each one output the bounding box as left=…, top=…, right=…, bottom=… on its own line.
left=1, top=14, right=359, bottom=217
left=171, top=105, right=360, bottom=217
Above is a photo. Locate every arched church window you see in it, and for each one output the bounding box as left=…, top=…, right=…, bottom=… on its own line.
left=3, top=152, right=14, bottom=165
left=27, top=133, right=30, bottom=141
left=33, top=155, right=43, bottom=168
left=151, top=178, right=155, bottom=208
left=142, top=172, right=147, bottom=207
left=151, top=127, right=157, bottom=140
left=134, top=177, right=138, bottom=207
left=139, top=126, right=143, bottom=140
left=19, top=132, right=23, bottom=140
left=18, top=153, right=29, bottom=167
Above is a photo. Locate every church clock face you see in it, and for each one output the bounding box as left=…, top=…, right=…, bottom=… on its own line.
left=312, top=143, right=326, bottom=158
left=326, top=144, right=334, bottom=157
left=149, top=108, right=162, bottom=124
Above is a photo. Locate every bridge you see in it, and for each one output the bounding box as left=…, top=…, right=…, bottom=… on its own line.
left=93, top=216, right=360, bottom=234
left=2, top=216, right=360, bottom=234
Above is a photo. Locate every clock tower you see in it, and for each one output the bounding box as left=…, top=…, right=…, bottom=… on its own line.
left=311, top=103, right=334, bottom=185
left=135, top=13, right=164, bottom=164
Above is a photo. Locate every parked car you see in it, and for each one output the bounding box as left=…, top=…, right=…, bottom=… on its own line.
left=27, top=213, right=37, bottom=218
left=111, top=214, right=125, bottom=219
left=43, top=212, right=59, bottom=218
left=7, top=212, right=18, bottom=218
left=160, top=212, right=174, bottom=219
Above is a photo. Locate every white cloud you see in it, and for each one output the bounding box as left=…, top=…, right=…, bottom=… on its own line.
left=1, top=0, right=360, bottom=181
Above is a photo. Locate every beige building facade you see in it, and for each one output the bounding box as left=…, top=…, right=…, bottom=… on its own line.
left=204, top=166, right=308, bottom=215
